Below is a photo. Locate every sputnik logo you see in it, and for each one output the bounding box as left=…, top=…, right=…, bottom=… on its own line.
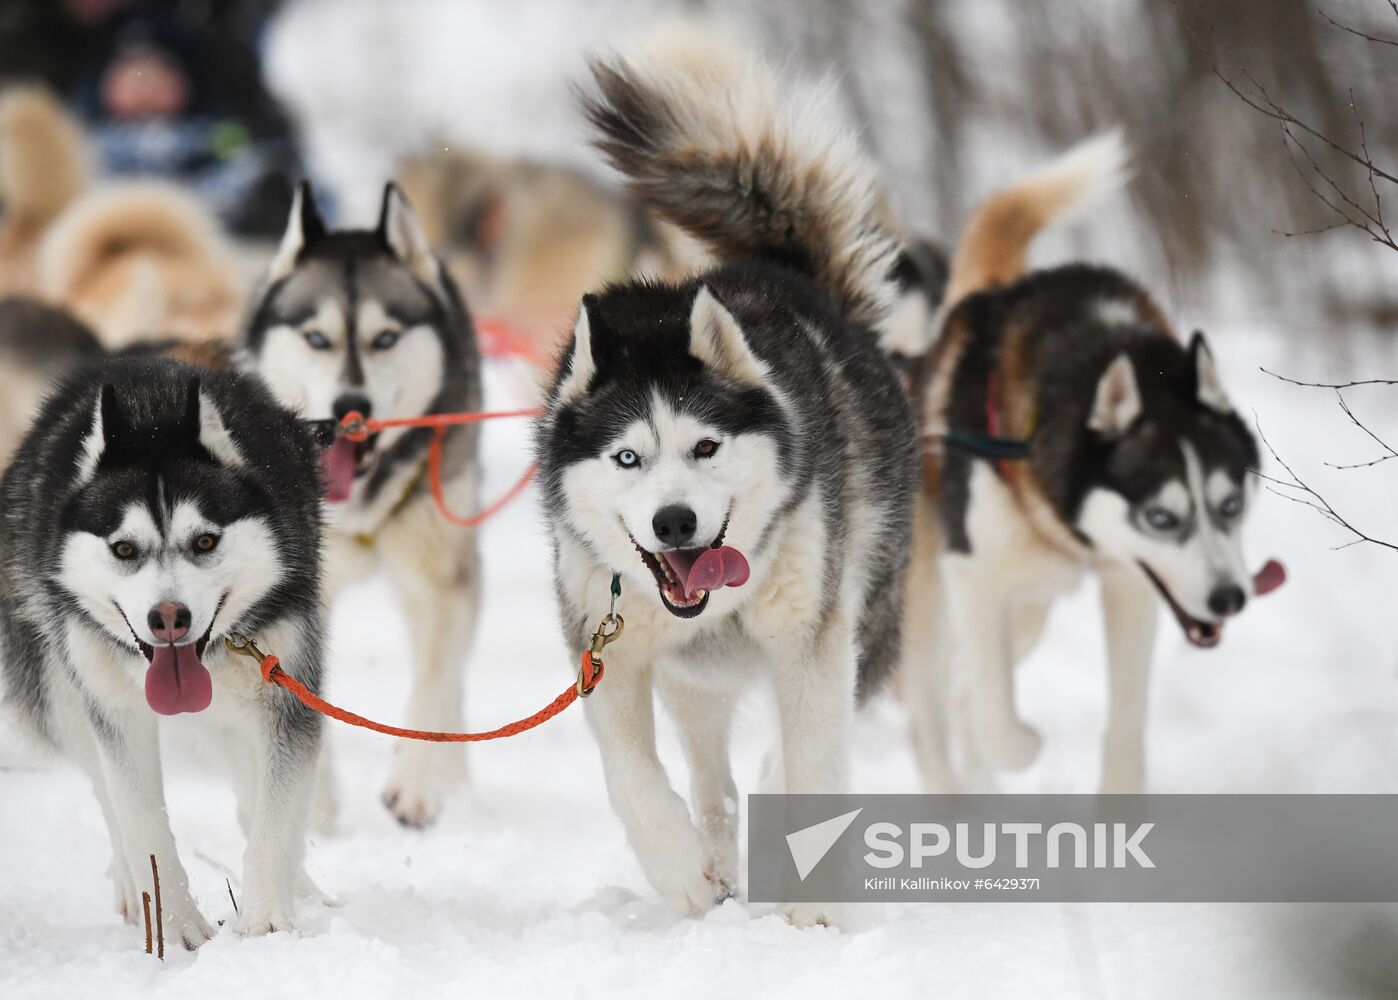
left=786, top=808, right=862, bottom=880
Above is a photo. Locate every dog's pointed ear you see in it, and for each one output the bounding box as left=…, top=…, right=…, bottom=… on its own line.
left=268, top=181, right=325, bottom=282
left=76, top=384, right=117, bottom=484
left=378, top=182, right=441, bottom=289
left=1189, top=331, right=1232, bottom=414
left=1088, top=353, right=1142, bottom=436
left=187, top=378, right=245, bottom=469
left=557, top=296, right=598, bottom=403
left=688, top=286, right=764, bottom=385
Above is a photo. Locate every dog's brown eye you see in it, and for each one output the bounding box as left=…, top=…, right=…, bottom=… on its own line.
left=111, top=541, right=137, bottom=560
left=194, top=533, right=220, bottom=553
left=694, top=439, right=720, bottom=459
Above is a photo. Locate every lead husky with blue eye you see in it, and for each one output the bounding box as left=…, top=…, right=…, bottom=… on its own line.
left=241, top=182, right=482, bottom=828
left=0, top=357, right=324, bottom=945
left=536, top=40, right=918, bottom=925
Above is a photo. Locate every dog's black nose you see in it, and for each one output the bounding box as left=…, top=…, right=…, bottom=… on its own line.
left=332, top=394, right=372, bottom=422
left=652, top=505, right=697, bottom=546
left=148, top=602, right=192, bottom=643
left=1207, top=584, right=1246, bottom=618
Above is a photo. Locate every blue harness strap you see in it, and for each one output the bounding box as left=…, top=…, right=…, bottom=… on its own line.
left=942, top=430, right=1032, bottom=461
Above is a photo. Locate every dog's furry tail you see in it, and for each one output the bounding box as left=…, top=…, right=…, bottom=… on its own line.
left=0, top=85, right=90, bottom=226
left=36, top=181, right=231, bottom=303
left=942, top=130, right=1129, bottom=310
left=583, top=26, right=900, bottom=334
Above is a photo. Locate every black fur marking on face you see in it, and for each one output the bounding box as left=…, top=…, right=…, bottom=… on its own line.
left=540, top=280, right=791, bottom=474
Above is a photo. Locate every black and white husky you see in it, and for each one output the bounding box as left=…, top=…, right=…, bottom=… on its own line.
left=0, top=357, right=325, bottom=945
left=903, top=134, right=1284, bottom=794
left=535, top=40, right=918, bottom=924
left=242, top=183, right=482, bottom=828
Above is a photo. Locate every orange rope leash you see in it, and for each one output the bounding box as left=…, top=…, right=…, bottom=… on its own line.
left=224, top=604, right=621, bottom=743
left=340, top=407, right=542, bottom=527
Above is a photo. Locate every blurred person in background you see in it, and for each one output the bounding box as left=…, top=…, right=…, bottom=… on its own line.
left=0, top=0, right=297, bottom=235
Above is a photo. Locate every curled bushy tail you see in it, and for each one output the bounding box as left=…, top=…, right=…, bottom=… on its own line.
left=942, top=130, right=1130, bottom=310
left=582, top=27, right=900, bottom=334
left=0, top=85, right=89, bottom=227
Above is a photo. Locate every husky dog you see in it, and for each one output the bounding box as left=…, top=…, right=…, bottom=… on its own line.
left=242, top=182, right=482, bottom=828
left=535, top=40, right=918, bottom=925
left=902, top=133, right=1281, bottom=794
left=0, top=357, right=325, bottom=944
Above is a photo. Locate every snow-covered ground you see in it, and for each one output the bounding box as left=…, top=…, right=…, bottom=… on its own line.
left=3, top=319, right=1398, bottom=998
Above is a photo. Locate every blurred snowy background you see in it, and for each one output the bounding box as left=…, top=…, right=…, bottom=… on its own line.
left=3, top=1, right=1398, bottom=997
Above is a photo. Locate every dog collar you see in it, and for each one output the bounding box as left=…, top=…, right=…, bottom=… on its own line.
left=944, top=370, right=1033, bottom=464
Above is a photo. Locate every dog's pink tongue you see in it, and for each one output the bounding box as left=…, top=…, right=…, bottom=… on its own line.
left=684, top=546, right=750, bottom=598
left=145, top=643, right=213, bottom=716
left=320, top=438, right=356, bottom=504
left=1253, top=559, right=1287, bottom=597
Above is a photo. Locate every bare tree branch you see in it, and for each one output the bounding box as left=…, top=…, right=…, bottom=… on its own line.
left=1261, top=368, right=1398, bottom=389
left=1319, top=7, right=1398, bottom=46
left=1250, top=416, right=1398, bottom=552
left=1326, top=388, right=1398, bottom=468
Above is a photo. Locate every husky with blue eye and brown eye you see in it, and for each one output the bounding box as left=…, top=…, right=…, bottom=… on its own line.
left=0, top=356, right=325, bottom=947
left=241, top=181, right=482, bottom=829
left=536, top=33, right=919, bottom=928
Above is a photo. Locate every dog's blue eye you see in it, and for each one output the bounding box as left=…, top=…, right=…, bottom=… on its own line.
left=614, top=449, right=640, bottom=468
left=111, top=540, right=138, bottom=560
left=1144, top=507, right=1179, bottom=531
left=1219, top=495, right=1243, bottom=518
left=371, top=330, right=400, bottom=351
left=304, top=330, right=331, bottom=350
left=693, top=439, right=720, bottom=459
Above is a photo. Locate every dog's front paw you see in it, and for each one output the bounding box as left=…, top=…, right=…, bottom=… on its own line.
left=978, top=716, right=1042, bottom=771
left=634, top=818, right=726, bottom=916
left=165, top=899, right=216, bottom=950
left=777, top=901, right=841, bottom=929
left=235, top=895, right=296, bottom=937
left=653, top=859, right=728, bottom=917
left=382, top=745, right=465, bottom=829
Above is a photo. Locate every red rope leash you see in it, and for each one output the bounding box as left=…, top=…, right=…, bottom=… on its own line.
left=223, top=609, right=621, bottom=743
left=340, top=407, right=542, bottom=527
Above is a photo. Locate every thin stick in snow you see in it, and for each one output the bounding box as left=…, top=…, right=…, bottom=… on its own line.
left=150, top=854, right=164, bottom=960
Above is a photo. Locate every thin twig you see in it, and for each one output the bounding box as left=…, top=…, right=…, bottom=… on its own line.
left=1261, top=368, right=1398, bottom=389
left=1319, top=7, right=1398, bottom=46
left=227, top=879, right=239, bottom=915
left=1250, top=416, right=1398, bottom=552
left=142, top=892, right=153, bottom=955
left=1325, top=388, right=1398, bottom=468
left=150, top=854, right=164, bottom=961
